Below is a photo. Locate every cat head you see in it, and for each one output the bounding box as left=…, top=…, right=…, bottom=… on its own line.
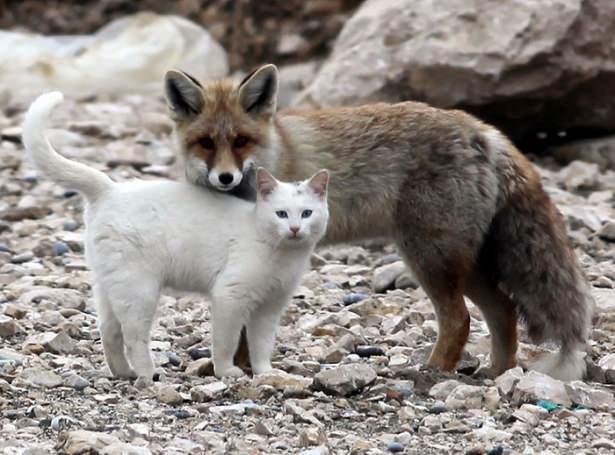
left=255, top=168, right=329, bottom=248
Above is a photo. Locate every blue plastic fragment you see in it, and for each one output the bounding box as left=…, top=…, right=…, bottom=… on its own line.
left=537, top=399, right=561, bottom=412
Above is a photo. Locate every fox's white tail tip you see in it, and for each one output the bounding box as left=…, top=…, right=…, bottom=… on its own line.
left=531, top=348, right=586, bottom=382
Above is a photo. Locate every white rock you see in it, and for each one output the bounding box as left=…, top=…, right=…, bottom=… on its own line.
left=495, top=366, right=525, bottom=396
left=564, top=381, right=614, bottom=410
left=512, top=371, right=572, bottom=406
left=428, top=379, right=463, bottom=400
left=445, top=385, right=486, bottom=410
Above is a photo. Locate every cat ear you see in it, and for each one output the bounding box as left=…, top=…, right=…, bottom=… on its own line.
left=237, top=64, right=279, bottom=118
left=307, top=169, right=329, bottom=199
left=164, top=70, right=204, bottom=119
left=256, top=167, right=278, bottom=199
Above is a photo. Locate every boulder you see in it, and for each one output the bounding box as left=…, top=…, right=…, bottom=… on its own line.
left=299, top=0, right=615, bottom=143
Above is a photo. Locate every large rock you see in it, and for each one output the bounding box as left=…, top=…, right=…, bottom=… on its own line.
left=299, top=0, right=615, bottom=143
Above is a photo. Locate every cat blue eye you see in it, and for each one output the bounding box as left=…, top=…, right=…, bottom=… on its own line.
left=276, top=210, right=288, bottom=218
left=301, top=210, right=313, bottom=218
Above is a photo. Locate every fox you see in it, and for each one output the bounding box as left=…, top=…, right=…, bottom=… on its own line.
left=163, top=64, right=594, bottom=381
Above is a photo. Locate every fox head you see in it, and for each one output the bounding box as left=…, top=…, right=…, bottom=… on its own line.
left=164, top=64, right=279, bottom=195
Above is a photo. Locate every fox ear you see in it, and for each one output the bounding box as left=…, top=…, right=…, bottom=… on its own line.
left=165, top=70, right=204, bottom=119
left=256, top=167, right=278, bottom=199
left=307, top=169, right=329, bottom=199
left=238, top=64, right=279, bottom=118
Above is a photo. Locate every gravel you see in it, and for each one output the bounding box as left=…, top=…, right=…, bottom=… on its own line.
left=0, top=93, right=613, bottom=454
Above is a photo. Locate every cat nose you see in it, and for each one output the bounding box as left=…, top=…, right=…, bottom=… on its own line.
left=290, top=226, right=300, bottom=234
left=218, top=173, right=234, bottom=185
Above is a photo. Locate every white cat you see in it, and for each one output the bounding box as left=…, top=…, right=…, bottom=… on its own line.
left=22, top=92, right=329, bottom=385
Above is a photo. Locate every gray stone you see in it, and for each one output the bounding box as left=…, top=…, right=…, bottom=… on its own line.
left=0, top=316, right=22, bottom=337
left=25, top=331, right=76, bottom=354
left=19, top=287, right=85, bottom=311
left=564, top=381, right=614, bottom=410
left=394, top=271, right=419, bottom=290
left=58, top=430, right=151, bottom=455
left=190, top=381, right=228, bottom=402
left=551, top=136, right=615, bottom=170
left=64, top=373, right=91, bottom=391
left=598, top=222, right=615, bottom=242
left=156, top=385, right=183, bottom=406
left=299, top=427, right=327, bottom=447
left=20, top=367, right=63, bottom=388
left=428, top=379, right=463, bottom=400
left=314, top=363, right=377, bottom=396
left=373, top=261, right=406, bottom=293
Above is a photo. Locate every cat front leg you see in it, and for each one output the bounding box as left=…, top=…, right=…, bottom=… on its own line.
left=210, top=293, right=248, bottom=378
left=246, top=298, right=286, bottom=375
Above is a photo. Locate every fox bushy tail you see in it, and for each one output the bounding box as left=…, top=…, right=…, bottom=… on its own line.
left=482, top=130, right=593, bottom=381
left=22, top=92, right=112, bottom=202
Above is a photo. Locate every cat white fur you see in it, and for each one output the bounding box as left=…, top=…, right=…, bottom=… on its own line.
left=22, top=92, right=330, bottom=384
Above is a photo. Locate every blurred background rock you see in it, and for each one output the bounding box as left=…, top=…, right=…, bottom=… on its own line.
left=1, top=0, right=614, bottom=164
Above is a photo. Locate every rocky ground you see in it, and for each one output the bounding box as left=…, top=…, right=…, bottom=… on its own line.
left=0, top=94, right=614, bottom=455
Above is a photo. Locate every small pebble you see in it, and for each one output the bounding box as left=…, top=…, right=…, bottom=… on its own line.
left=322, top=282, right=339, bottom=290
left=354, top=345, right=385, bottom=357
left=428, top=402, right=448, bottom=414
left=22, top=171, right=38, bottom=183
left=63, top=220, right=79, bottom=231
left=63, top=190, right=78, bottom=198
left=188, top=347, right=211, bottom=360
left=52, top=241, right=70, bottom=256
left=11, top=251, right=34, bottom=263
left=174, top=409, right=191, bottom=419
left=0, top=243, right=10, bottom=253
left=165, top=351, right=182, bottom=366
left=387, top=442, right=404, bottom=453
left=487, top=447, right=504, bottom=455
left=342, top=293, right=369, bottom=305
left=65, top=373, right=91, bottom=391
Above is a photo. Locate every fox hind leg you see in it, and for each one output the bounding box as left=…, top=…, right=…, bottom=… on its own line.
left=398, top=245, right=471, bottom=371
left=465, top=270, right=518, bottom=375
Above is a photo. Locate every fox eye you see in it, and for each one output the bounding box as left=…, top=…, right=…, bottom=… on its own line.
left=275, top=210, right=288, bottom=219
left=199, top=136, right=215, bottom=150
left=233, top=135, right=249, bottom=148
left=301, top=210, right=313, bottom=218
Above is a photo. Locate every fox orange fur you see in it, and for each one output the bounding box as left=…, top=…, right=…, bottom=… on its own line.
left=164, top=64, right=594, bottom=380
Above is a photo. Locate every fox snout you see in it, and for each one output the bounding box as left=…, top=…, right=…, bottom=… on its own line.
left=208, top=167, right=244, bottom=191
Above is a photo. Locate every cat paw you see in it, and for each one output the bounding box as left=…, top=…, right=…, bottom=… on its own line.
left=251, top=363, right=273, bottom=375
left=214, top=365, right=245, bottom=378
left=111, top=369, right=137, bottom=380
